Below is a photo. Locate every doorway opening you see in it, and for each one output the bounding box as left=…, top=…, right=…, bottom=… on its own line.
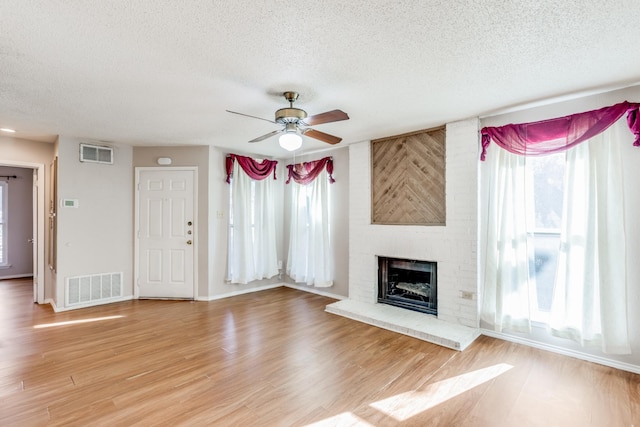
left=0, top=161, right=45, bottom=303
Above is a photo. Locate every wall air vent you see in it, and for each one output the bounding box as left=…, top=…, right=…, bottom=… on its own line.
left=80, top=143, right=114, bottom=164
left=66, top=272, right=123, bottom=306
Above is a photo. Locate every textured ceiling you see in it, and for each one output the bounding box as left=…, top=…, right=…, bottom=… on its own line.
left=1, top=1, right=640, bottom=157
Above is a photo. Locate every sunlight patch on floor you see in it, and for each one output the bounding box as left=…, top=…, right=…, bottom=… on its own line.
left=369, top=363, right=514, bottom=421
left=33, top=315, right=125, bottom=328
left=304, top=411, right=375, bottom=426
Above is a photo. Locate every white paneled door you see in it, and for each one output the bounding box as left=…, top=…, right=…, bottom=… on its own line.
left=137, top=168, right=196, bottom=299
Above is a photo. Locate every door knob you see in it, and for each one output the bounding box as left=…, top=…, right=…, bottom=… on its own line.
left=186, top=240, right=192, bottom=245
left=187, top=221, right=192, bottom=226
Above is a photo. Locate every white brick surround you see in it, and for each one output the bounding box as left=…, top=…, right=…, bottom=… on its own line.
left=326, top=118, right=481, bottom=350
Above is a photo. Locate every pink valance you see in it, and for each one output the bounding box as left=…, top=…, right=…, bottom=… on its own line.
left=286, top=156, right=335, bottom=185
left=225, top=154, right=278, bottom=183
left=480, top=101, right=640, bottom=161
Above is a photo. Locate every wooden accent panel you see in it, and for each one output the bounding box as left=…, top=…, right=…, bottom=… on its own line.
left=372, top=126, right=446, bottom=225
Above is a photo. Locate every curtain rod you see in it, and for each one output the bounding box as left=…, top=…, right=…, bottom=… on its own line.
left=0, top=175, right=17, bottom=179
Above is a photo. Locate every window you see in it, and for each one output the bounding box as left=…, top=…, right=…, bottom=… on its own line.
left=481, top=118, right=630, bottom=353
left=527, top=153, right=565, bottom=322
left=286, top=168, right=333, bottom=287
left=226, top=160, right=278, bottom=284
left=0, top=181, right=7, bottom=266
left=227, top=179, right=256, bottom=279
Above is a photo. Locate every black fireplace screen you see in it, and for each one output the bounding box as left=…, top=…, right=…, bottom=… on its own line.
left=378, top=257, right=437, bottom=315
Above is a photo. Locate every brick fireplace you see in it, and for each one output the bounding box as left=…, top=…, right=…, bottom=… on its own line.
left=326, top=118, right=480, bottom=350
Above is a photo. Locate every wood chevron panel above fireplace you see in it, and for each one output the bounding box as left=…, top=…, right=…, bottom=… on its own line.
left=371, top=126, right=445, bottom=225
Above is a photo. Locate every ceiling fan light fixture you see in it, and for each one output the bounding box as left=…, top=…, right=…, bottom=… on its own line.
left=279, top=132, right=302, bottom=151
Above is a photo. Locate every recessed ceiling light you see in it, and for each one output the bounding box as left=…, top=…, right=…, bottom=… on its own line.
left=0, top=128, right=16, bottom=133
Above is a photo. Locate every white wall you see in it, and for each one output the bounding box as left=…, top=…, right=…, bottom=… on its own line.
left=55, top=137, right=133, bottom=309
left=281, top=146, right=350, bottom=298
left=0, top=166, right=33, bottom=278
left=348, top=118, right=479, bottom=328
left=480, top=85, right=640, bottom=370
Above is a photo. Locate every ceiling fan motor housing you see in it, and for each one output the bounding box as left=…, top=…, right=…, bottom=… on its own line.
left=275, top=108, right=307, bottom=124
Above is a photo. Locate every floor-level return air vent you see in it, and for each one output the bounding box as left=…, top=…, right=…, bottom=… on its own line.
left=66, top=272, right=123, bottom=306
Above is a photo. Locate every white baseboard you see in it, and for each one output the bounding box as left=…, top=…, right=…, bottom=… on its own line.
left=196, top=282, right=347, bottom=302
left=197, top=283, right=284, bottom=301
left=48, top=296, right=133, bottom=312
left=45, top=282, right=342, bottom=309
left=0, top=273, right=34, bottom=280
left=481, top=329, right=640, bottom=375
left=283, top=282, right=346, bottom=301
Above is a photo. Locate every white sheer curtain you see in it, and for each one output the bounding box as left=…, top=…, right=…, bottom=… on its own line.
left=550, top=119, right=630, bottom=354
left=228, top=161, right=278, bottom=284
left=481, top=119, right=631, bottom=354
left=480, top=146, right=534, bottom=333
left=287, top=168, right=333, bottom=287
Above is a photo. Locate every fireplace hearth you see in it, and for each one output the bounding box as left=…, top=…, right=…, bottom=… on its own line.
left=378, top=256, right=437, bottom=315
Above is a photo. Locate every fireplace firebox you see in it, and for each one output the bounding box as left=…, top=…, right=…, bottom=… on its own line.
left=378, top=256, right=437, bottom=315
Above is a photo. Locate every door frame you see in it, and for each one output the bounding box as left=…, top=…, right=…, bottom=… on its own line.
left=0, top=160, right=45, bottom=303
left=134, top=167, right=198, bottom=299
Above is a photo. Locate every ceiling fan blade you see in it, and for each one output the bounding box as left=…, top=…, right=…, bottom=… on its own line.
left=226, top=110, right=276, bottom=124
left=302, top=128, right=342, bottom=145
left=249, top=129, right=283, bottom=143
left=303, top=109, right=349, bottom=126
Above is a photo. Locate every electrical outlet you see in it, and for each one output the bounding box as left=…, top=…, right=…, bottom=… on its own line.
left=460, top=291, right=474, bottom=300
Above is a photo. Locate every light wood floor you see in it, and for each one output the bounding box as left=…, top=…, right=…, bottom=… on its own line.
left=1, top=278, right=638, bottom=426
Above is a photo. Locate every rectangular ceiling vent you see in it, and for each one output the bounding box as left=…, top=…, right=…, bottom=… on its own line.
left=80, top=143, right=114, bottom=164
